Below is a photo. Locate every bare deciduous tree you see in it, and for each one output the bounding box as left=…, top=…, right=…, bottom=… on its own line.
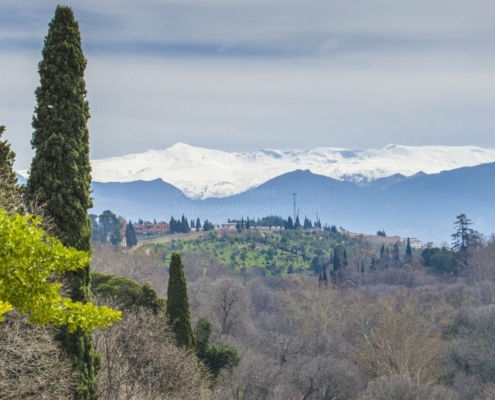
left=0, top=312, right=75, bottom=400
left=350, top=292, right=450, bottom=385
left=94, top=308, right=213, bottom=400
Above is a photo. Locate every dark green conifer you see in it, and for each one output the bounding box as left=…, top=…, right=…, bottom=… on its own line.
left=287, top=216, right=294, bottom=230
left=393, top=243, right=400, bottom=262
left=406, top=238, right=412, bottom=259
left=195, top=318, right=239, bottom=379
left=0, top=125, right=21, bottom=212
left=294, top=215, right=301, bottom=229
left=25, top=6, right=97, bottom=399
left=166, top=252, right=196, bottom=349
left=125, top=221, right=138, bottom=247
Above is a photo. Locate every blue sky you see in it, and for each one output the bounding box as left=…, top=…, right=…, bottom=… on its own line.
left=1, top=0, right=495, bottom=169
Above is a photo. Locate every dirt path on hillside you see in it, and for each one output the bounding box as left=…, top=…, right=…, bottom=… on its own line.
left=132, top=231, right=204, bottom=251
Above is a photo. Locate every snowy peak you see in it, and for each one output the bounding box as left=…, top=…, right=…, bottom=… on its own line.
left=90, top=143, right=495, bottom=199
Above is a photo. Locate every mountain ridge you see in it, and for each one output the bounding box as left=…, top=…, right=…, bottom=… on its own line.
left=86, top=143, right=495, bottom=199
left=90, top=162, right=495, bottom=243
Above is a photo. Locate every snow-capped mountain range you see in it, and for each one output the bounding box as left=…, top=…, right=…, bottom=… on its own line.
left=87, top=143, right=495, bottom=199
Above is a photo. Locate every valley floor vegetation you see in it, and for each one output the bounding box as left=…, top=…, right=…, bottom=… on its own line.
left=89, top=219, right=495, bottom=399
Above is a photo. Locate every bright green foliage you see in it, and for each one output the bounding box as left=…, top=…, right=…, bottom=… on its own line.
left=0, top=209, right=120, bottom=329
left=26, top=6, right=98, bottom=399
left=166, top=252, right=196, bottom=349
left=195, top=318, right=240, bottom=379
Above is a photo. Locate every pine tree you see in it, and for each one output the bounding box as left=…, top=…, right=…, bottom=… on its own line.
left=166, top=252, right=196, bottom=349
left=98, top=210, right=122, bottom=245
left=451, top=213, right=478, bottom=257
left=196, top=217, right=201, bottom=232
left=25, top=6, right=97, bottom=399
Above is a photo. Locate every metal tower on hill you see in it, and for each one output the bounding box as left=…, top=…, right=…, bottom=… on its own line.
left=292, top=193, right=297, bottom=221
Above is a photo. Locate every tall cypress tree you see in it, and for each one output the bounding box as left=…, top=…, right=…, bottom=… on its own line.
left=0, top=125, right=21, bottom=212
left=405, top=237, right=412, bottom=259
left=26, top=6, right=97, bottom=399
left=166, top=252, right=196, bottom=349
left=125, top=221, right=138, bottom=247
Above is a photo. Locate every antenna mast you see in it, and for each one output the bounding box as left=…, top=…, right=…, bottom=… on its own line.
left=292, top=193, right=297, bottom=221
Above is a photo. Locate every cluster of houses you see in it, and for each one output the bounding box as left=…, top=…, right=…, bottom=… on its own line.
left=347, top=232, right=423, bottom=249
left=120, top=220, right=170, bottom=238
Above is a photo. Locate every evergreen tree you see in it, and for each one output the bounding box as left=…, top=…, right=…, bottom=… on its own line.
left=294, top=215, right=301, bottom=229
left=287, top=216, right=294, bottom=230
left=125, top=221, right=138, bottom=247
left=203, top=219, right=215, bottom=231
left=343, top=249, right=348, bottom=268
left=190, top=219, right=195, bottom=229
left=196, top=217, right=201, bottom=232
left=380, top=244, right=385, bottom=259
left=25, top=6, right=97, bottom=398
left=98, top=210, right=122, bottom=245
left=451, top=213, right=478, bottom=257
left=392, top=243, right=400, bottom=262
left=181, top=214, right=190, bottom=233
left=0, top=125, right=21, bottom=212
left=405, top=238, right=412, bottom=259
left=303, top=217, right=311, bottom=229
left=246, top=216, right=250, bottom=229
left=331, top=249, right=341, bottom=283
left=166, top=252, right=196, bottom=349
left=195, top=318, right=239, bottom=379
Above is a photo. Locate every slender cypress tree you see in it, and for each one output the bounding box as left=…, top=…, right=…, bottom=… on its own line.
left=26, top=6, right=97, bottom=399
left=0, top=125, right=21, bottom=212
left=405, top=238, right=412, bottom=259
left=125, top=221, right=138, bottom=247
left=166, top=252, right=196, bottom=349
